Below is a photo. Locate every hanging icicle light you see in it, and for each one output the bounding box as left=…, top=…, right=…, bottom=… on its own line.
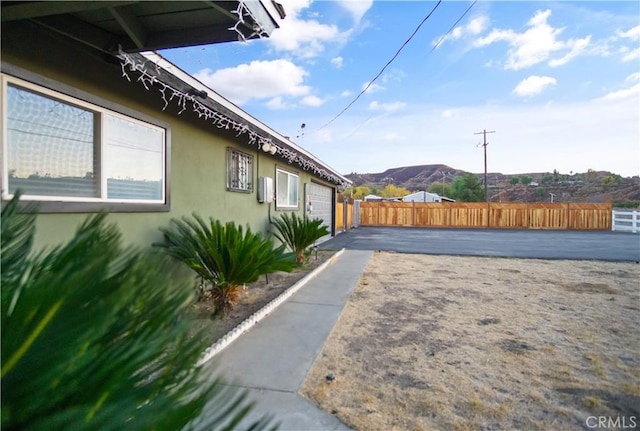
left=115, top=3, right=347, bottom=186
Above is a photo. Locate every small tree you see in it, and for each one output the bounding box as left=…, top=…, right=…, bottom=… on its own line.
left=379, top=184, right=410, bottom=198
left=1, top=194, right=274, bottom=430
left=156, top=215, right=297, bottom=314
left=519, top=175, right=532, bottom=185
left=271, top=212, right=330, bottom=264
left=350, top=185, right=372, bottom=200
left=428, top=182, right=453, bottom=197
left=535, top=187, right=546, bottom=200
left=451, top=173, right=484, bottom=202
left=509, top=177, right=520, bottom=185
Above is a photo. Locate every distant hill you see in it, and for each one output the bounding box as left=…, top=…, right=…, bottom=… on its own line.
left=344, top=165, right=640, bottom=204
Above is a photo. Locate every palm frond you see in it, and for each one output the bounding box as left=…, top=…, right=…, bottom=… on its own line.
left=1, top=192, right=38, bottom=314
left=155, top=215, right=297, bottom=313
left=1, top=197, right=274, bottom=430
left=271, top=213, right=330, bottom=263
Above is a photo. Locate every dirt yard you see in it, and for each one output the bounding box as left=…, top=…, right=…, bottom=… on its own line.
left=301, top=252, right=640, bottom=431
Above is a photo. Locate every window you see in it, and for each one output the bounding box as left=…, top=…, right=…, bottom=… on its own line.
left=276, top=167, right=299, bottom=209
left=2, top=75, right=168, bottom=210
left=226, top=148, right=253, bottom=192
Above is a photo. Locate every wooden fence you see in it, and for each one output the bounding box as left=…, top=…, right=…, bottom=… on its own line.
left=357, top=202, right=612, bottom=230
left=336, top=201, right=354, bottom=232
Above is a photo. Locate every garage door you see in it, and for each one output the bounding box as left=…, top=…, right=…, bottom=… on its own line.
left=306, top=182, right=334, bottom=235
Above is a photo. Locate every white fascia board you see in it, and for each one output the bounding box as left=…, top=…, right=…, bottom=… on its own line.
left=139, top=51, right=350, bottom=185
left=243, top=0, right=279, bottom=34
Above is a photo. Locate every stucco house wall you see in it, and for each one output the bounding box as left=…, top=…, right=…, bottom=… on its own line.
left=1, top=21, right=343, bottom=250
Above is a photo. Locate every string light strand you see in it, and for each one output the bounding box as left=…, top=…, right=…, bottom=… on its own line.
left=117, top=50, right=346, bottom=185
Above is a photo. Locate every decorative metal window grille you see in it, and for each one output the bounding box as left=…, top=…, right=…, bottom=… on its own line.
left=227, top=148, right=253, bottom=192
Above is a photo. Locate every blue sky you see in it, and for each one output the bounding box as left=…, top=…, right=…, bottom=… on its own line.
left=161, top=1, right=640, bottom=177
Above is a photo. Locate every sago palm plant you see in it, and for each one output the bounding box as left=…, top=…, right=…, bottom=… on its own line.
left=156, top=214, right=297, bottom=314
left=0, top=193, right=275, bottom=431
left=271, top=212, right=330, bottom=264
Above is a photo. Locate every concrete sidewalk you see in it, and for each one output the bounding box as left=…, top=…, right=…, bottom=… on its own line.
left=202, top=250, right=373, bottom=431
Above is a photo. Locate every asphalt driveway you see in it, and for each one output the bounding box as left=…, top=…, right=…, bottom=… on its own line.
left=321, top=227, right=640, bottom=262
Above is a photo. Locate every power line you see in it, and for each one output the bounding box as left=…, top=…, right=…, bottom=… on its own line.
left=430, top=0, right=477, bottom=52
left=318, top=0, right=478, bottom=141
left=317, top=0, right=443, bottom=131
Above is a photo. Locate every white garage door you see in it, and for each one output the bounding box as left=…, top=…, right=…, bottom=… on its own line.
left=306, top=182, right=333, bottom=235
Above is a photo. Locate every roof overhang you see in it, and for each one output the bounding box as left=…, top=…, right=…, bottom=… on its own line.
left=121, top=51, right=350, bottom=186
left=1, top=1, right=284, bottom=53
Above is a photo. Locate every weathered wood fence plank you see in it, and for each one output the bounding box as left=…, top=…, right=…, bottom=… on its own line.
left=356, top=202, right=611, bottom=230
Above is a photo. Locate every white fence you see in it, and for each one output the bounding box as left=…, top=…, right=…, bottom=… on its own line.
left=612, top=209, right=639, bottom=233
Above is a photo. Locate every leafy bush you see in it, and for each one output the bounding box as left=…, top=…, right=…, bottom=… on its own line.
left=451, top=173, right=485, bottom=202
left=271, top=212, right=330, bottom=264
left=156, top=214, right=297, bottom=314
left=1, top=194, right=274, bottom=431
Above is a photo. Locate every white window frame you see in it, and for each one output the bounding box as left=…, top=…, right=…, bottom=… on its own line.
left=275, top=167, right=299, bottom=210
left=226, top=147, right=253, bottom=193
left=1, top=74, right=169, bottom=211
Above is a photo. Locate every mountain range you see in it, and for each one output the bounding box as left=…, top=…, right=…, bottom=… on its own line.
left=345, top=165, right=640, bottom=204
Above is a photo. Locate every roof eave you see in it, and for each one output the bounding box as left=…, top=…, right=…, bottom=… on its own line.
left=129, top=51, right=349, bottom=186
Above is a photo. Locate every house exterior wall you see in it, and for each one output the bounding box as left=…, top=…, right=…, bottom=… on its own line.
left=1, top=22, right=336, bottom=250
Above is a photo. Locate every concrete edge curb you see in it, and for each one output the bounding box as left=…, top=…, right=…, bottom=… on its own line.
left=197, top=248, right=347, bottom=366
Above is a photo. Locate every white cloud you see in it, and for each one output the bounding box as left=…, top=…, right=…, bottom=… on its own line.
left=331, top=56, right=344, bottom=69
left=467, top=16, right=489, bottom=35
left=381, top=68, right=407, bottom=84
left=513, top=75, right=557, bottom=97
left=301, top=95, right=325, bottom=107
left=600, top=74, right=640, bottom=101
left=441, top=109, right=457, bottom=118
left=617, top=24, right=640, bottom=41
left=435, top=15, right=489, bottom=46
left=300, top=94, right=639, bottom=178
left=548, top=35, right=591, bottom=67
left=268, top=1, right=349, bottom=58
left=266, top=97, right=289, bottom=110
left=340, top=90, right=353, bottom=97
left=368, top=101, right=406, bottom=112
left=626, top=72, right=640, bottom=83
left=336, top=0, right=373, bottom=23
left=193, top=59, right=310, bottom=104
left=622, top=47, right=640, bottom=63
left=382, top=132, right=402, bottom=141
left=362, top=81, right=384, bottom=93
left=473, top=9, right=592, bottom=70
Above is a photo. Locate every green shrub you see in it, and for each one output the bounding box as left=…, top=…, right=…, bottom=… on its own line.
left=271, top=212, right=330, bottom=264
left=0, top=194, right=274, bottom=431
left=156, top=214, right=297, bottom=314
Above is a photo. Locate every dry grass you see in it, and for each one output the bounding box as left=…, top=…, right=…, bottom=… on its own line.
left=300, top=252, right=640, bottom=430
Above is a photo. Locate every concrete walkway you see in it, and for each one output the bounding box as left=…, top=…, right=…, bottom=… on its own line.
left=203, top=250, right=373, bottom=431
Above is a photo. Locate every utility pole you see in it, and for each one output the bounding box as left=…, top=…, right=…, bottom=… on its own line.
left=549, top=192, right=556, bottom=203
left=474, top=129, right=496, bottom=202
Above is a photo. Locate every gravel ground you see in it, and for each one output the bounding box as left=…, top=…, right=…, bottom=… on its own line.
left=301, top=252, right=640, bottom=431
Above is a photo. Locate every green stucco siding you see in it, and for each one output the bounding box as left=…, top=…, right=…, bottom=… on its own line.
left=1, top=22, right=337, bottom=251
